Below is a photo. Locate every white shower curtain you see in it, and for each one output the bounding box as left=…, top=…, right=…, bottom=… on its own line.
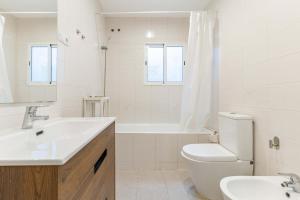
left=180, top=11, right=216, bottom=131
left=0, top=15, right=13, bottom=103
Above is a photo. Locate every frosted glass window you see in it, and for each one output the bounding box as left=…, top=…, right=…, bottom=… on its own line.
left=147, top=45, right=164, bottom=82
left=29, top=44, right=57, bottom=84
left=145, top=44, right=184, bottom=84
left=166, top=46, right=183, bottom=82
left=31, top=46, right=49, bottom=82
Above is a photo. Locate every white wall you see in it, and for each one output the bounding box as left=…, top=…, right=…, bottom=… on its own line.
left=209, top=0, right=300, bottom=175
left=106, top=17, right=189, bottom=123
left=58, top=0, right=107, bottom=117
left=2, top=14, right=17, bottom=99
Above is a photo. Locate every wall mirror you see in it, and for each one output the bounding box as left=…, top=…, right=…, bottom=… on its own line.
left=0, top=3, right=57, bottom=104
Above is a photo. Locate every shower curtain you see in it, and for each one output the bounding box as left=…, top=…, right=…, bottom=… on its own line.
left=180, top=11, right=216, bottom=131
left=0, top=15, right=13, bottom=103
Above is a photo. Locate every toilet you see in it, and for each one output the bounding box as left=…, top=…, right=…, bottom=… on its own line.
left=181, top=112, right=253, bottom=200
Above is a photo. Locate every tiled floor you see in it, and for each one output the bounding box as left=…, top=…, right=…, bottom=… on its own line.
left=116, top=170, right=208, bottom=200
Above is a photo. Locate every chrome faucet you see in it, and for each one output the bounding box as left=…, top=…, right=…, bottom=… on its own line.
left=279, top=173, right=300, bottom=193
left=22, top=106, right=49, bottom=129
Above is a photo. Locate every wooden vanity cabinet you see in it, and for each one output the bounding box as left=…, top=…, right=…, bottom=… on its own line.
left=0, top=123, right=115, bottom=200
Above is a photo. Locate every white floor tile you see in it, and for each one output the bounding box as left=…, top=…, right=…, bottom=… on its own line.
left=116, top=170, right=207, bottom=200
left=162, top=170, right=191, bottom=200
left=116, top=171, right=139, bottom=200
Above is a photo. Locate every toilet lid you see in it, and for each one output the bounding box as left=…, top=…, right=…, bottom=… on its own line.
left=182, top=144, right=237, bottom=162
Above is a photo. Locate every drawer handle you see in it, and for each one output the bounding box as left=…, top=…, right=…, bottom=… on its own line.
left=94, top=149, right=107, bottom=174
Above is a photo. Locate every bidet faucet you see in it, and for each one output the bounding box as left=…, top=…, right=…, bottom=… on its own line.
left=22, top=106, right=49, bottom=129
left=279, top=172, right=300, bottom=193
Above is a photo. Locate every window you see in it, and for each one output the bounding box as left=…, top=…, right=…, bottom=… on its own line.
left=146, top=44, right=164, bottom=82
left=29, top=44, right=57, bottom=85
left=145, top=44, right=184, bottom=84
left=166, top=46, right=184, bottom=82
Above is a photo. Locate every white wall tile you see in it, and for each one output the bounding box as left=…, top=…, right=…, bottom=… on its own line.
left=58, top=0, right=107, bottom=117
left=106, top=17, right=188, bottom=123
left=209, top=0, right=300, bottom=175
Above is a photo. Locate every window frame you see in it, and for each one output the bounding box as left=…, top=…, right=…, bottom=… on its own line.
left=144, top=43, right=185, bottom=86
left=27, top=43, right=57, bottom=86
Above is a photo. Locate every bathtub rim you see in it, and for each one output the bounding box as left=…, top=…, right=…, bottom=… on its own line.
left=115, top=123, right=215, bottom=134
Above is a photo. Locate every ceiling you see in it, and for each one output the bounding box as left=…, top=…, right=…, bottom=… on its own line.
left=99, top=0, right=212, bottom=13
left=0, top=0, right=57, bottom=12
left=0, top=0, right=210, bottom=13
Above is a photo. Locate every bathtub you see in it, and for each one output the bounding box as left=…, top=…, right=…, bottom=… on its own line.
left=115, top=123, right=214, bottom=170
left=116, top=123, right=214, bottom=134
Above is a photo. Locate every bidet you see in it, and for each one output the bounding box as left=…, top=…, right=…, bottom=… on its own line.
left=220, top=176, right=300, bottom=200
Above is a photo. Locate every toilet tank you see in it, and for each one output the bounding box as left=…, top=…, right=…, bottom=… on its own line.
left=219, top=112, right=253, bottom=161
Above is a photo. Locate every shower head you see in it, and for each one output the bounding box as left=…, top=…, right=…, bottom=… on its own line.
left=101, top=46, right=108, bottom=50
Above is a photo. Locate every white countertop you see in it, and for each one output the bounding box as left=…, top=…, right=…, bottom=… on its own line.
left=0, top=117, right=116, bottom=166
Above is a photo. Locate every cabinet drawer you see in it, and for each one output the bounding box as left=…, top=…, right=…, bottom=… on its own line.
left=58, top=123, right=115, bottom=200
left=99, top=162, right=115, bottom=200
left=76, top=139, right=115, bottom=200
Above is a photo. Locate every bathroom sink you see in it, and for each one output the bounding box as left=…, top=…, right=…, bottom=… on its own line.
left=220, top=176, right=300, bottom=200
left=0, top=117, right=115, bottom=166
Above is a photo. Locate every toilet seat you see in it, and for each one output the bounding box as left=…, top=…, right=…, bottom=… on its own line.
left=182, top=143, right=237, bottom=162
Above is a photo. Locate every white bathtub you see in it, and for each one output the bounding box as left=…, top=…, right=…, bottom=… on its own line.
left=115, top=123, right=214, bottom=170
left=116, top=123, right=214, bottom=134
